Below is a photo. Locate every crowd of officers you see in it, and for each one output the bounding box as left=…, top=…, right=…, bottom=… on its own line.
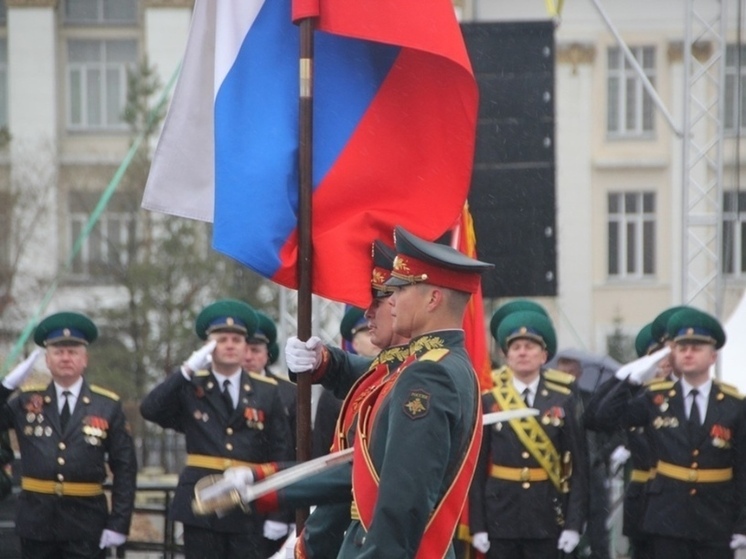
left=0, top=225, right=744, bottom=559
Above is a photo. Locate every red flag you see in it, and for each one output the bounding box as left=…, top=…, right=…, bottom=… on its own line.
left=452, top=203, right=492, bottom=391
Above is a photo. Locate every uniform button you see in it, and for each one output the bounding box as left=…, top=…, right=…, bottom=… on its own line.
left=692, top=449, right=700, bottom=457
left=58, top=442, right=66, bottom=450
left=226, top=443, right=233, bottom=451
left=691, top=462, right=698, bottom=469
left=690, top=488, right=697, bottom=496
left=57, top=474, right=64, bottom=481
left=57, top=457, right=65, bottom=465
left=522, top=482, right=530, bottom=489
left=521, top=451, right=530, bottom=459
left=226, top=428, right=234, bottom=435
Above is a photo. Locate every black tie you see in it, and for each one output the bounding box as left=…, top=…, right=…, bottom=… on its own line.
left=689, top=389, right=701, bottom=435
left=222, top=380, right=234, bottom=413
left=60, top=391, right=71, bottom=431
left=522, top=388, right=531, bottom=407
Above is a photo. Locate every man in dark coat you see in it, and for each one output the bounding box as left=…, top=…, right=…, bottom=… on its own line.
left=140, top=299, right=292, bottom=559
left=469, top=306, right=588, bottom=559
left=589, top=307, right=746, bottom=558
left=0, top=311, right=137, bottom=559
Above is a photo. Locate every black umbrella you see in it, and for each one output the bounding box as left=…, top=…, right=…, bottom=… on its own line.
left=547, top=348, right=621, bottom=393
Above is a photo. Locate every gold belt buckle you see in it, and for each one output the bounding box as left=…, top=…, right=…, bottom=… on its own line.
left=688, top=469, right=698, bottom=482
left=54, top=482, right=63, bottom=496
left=520, top=467, right=530, bottom=481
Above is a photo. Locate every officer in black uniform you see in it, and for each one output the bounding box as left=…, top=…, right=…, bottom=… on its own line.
left=469, top=307, right=588, bottom=559
left=140, top=299, right=292, bottom=559
left=0, top=311, right=137, bottom=559
left=590, top=307, right=746, bottom=558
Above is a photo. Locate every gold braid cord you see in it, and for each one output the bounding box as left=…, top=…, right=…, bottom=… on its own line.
left=491, top=368, right=561, bottom=491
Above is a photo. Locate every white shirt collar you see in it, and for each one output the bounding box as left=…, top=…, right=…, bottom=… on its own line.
left=512, top=375, right=540, bottom=399
left=680, top=377, right=712, bottom=401
left=55, top=377, right=83, bottom=409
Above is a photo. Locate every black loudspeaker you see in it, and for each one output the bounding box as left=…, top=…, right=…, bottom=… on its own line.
left=461, top=21, right=557, bottom=298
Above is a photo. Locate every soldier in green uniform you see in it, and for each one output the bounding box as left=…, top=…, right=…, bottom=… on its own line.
left=590, top=307, right=746, bottom=558
left=469, top=307, right=588, bottom=559
left=0, top=311, right=137, bottom=559
left=140, top=299, right=292, bottom=559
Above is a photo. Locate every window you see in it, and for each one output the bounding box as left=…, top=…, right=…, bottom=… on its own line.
left=725, top=45, right=746, bottom=135
left=69, top=191, right=135, bottom=279
left=608, top=192, right=656, bottom=278
left=67, top=39, right=137, bottom=131
left=64, top=0, right=136, bottom=25
left=722, top=191, right=746, bottom=276
left=607, top=46, right=656, bottom=137
left=0, top=1, right=6, bottom=25
left=0, top=39, right=6, bottom=130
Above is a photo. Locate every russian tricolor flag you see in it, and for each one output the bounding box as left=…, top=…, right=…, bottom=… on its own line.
left=143, top=0, right=478, bottom=307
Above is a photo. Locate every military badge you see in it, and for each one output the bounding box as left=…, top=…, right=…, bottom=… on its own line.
left=25, top=394, right=43, bottom=415
left=244, top=408, right=265, bottom=430
left=82, top=416, right=109, bottom=443
left=195, top=386, right=205, bottom=399
left=710, top=424, right=732, bottom=448
left=542, top=406, right=565, bottom=427
left=403, top=389, right=430, bottom=419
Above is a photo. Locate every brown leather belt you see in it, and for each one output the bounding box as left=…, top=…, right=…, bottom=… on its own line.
left=490, top=465, right=549, bottom=482
left=21, top=477, right=103, bottom=497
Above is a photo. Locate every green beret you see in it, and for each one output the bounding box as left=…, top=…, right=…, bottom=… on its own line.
left=666, top=308, right=725, bottom=349
left=268, top=341, right=280, bottom=365
left=248, top=311, right=277, bottom=346
left=490, top=300, right=548, bottom=341
left=497, top=310, right=557, bottom=359
left=34, top=312, right=98, bottom=347
left=634, top=323, right=660, bottom=358
left=195, top=299, right=258, bottom=341
left=340, top=307, right=368, bottom=343
left=651, top=305, right=694, bottom=343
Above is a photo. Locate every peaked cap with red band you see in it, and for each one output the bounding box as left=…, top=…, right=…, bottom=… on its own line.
left=371, top=240, right=397, bottom=299
left=385, top=226, right=493, bottom=294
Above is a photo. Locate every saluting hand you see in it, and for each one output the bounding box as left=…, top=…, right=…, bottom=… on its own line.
left=181, top=340, right=217, bottom=379
left=2, top=348, right=42, bottom=390
left=731, top=534, right=746, bottom=549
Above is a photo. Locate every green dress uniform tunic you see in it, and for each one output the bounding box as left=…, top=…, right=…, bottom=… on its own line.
left=337, top=330, right=480, bottom=559
left=0, top=381, right=137, bottom=542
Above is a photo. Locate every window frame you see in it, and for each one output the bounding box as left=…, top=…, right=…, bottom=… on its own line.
left=606, top=45, right=656, bottom=139
left=607, top=191, right=657, bottom=280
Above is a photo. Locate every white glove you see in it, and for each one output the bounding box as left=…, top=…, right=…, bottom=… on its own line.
left=263, top=520, right=290, bottom=540
left=557, top=530, right=580, bottom=553
left=2, top=348, right=42, bottom=390
left=284, top=336, right=323, bottom=373
left=99, top=529, right=127, bottom=549
left=731, top=534, right=746, bottom=549
left=223, top=466, right=255, bottom=502
left=472, top=532, right=490, bottom=553
left=610, top=445, right=631, bottom=474
left=182, top=340, right=217, bottom=378
left=615, top=346, right=671, bottom=385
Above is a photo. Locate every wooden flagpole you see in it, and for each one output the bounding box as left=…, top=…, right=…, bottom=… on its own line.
left=295, top=16, right=315, bottom=529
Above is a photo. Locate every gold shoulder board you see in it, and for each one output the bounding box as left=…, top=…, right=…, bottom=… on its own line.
left=20, top=384, right=48, bottom=393
left=90, top=385, right=120, bottom=401
left=194, top=370, right=211, bottom=377
left=648, top=380, right=674, bottom=391
left=544, top=380, right=571, bottom=395
left=717, top=381, right=744, bottom=400
left=543, top=369, right=576, bottom=386
left=248, top=372, right=278, bottom=385
left=420, top=349, right=450, bottom=362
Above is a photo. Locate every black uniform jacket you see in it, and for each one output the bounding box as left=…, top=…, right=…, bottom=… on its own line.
left=140, top=368, right=292, bottom=533
left=590, top=377, right=746, bottom=541
left=470, top=367, right=589, bottom=540
left=0, top=380, right=136, bottom=541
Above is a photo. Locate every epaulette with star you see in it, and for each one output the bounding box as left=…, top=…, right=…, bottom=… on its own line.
left=249, top=371, right=278, bottom=385
left=716, top=380, right=744, bottom=400
left=91, top=385, right=120, bottom=401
